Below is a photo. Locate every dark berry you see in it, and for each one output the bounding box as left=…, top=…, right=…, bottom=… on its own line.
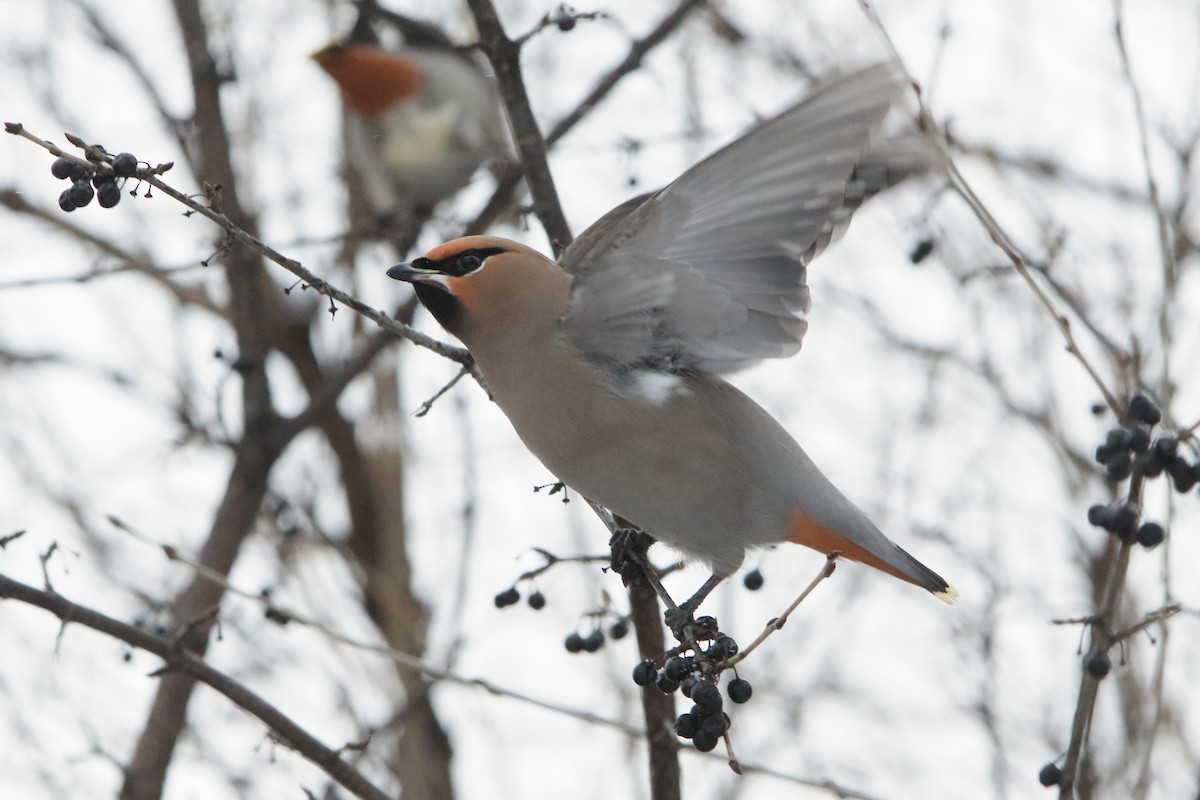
left=1106, top=453, right=1133, bottom=480
left=68, top=179, right=94, bottom=208
left=91, top=171, right=116, bottom=187
left=692, top=729, right=719, bottom=752
left=1090, top=402, right=1107, bottom=416
left=727, top=678, right=753, bottom=704
left=264, top=606, right=291, bottom=625
left=674, top=713, right=698, bottom=739
left=742, top=568, right=764, bottom=591
left=1094, top=443, right=1113, bottom=465
left=582, top=629, right=605, bottom=652
left=1142, top=455, right=1166, bottom=478
left=1136, top=521, right=1165, bottom=549
left=691, top=680, right=722, bottom=712
left=97, top=181, right=121, bottom=208
left=909, top=237, right=935, bottom=264
left=609, top=619, right=629, bottom=640
left=1128, top=427, right=1150, bottom=453
left=694, top=615, right=719, bottom=634
left=1087, top=504, right=1113, bottom=528
left=526, top=590, right=545, bottom=610
left=656, top=672, right=680, bottom=694
left=1105, top=428, right=1132, bottom=452
left=1038, top=762, right=1063, bottom=787
left=1152, top=436, right=1177, bottom=459
left=564, top=632, right=585, bottom=653
left=112, top=152, right=138, bottom=177
left=51, top=157, right=74, bottom=180
left=700, top=713, right=728, bottom=737
left=1109, top=503, right=1139, bottom=537
left=1083, top=650, right=1112, bottom=679
left=680, top=675, right=698, bottom=698
left=58, top=189, right=77, bottom=212
left=664, top=656, right=690, bottom=682
left=493, top=587, right=520, bottom=608
left=556, top=14, right=576, bottom=31
left=1129, top=393, right=1161, bottom=426
left=68, top=162, right=89, bottom=182
left=1169, top=458, right=1197, bottom=493
left=711, top=636, right=739, bottom=659
left=632, top=660, right=657, bottom=686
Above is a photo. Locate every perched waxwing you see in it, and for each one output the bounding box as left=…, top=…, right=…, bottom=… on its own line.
left=313, top=40, right=511, bottom=216
left=388, top=65, right=956, bottom=609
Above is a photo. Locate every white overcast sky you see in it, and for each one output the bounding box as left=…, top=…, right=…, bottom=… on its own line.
left=1, top=0, right=1198, bottom=798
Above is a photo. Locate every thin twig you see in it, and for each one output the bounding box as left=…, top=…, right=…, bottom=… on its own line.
left=463, top=0, right=704, bottom=236
left=3, top=558, right=881, bottom=797
left=3, top=122, right=473, bottom=368
left=543, top=0, right=707, bottom=148
left=511, top=547, right=610, bottom=585
left=1114, top=0, right=1178, bottom=406
left=465, top=0, right=571, bottom=249
left=719, top=554, right=838, bottom=669
left=1110, top=602, right=1181, bottom=646
left=105, top=516, right=642, bottom=734
left=413, top=365, right=471, bottom=417
left=0, top=572, right=393, bottom=800
left=855, top=0, right=1122, bottom=415
left=1058, top=468, right=1145, bottom=798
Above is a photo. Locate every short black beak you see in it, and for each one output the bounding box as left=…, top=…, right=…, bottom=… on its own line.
left=386, top=263, right=422, bottom=282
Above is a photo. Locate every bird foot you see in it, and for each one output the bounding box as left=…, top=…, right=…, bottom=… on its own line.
left=663, top=601, right=697, bottom=637
left=663, top=573, right=724, bottom=639
left=609, top=527, right=653, bottom=585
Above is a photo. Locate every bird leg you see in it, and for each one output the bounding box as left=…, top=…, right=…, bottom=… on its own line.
left=607, top=526, right=724, bottom=642
left=609, top=527, right=657, bottom=587
left=663, top=572, right=724, bottom=636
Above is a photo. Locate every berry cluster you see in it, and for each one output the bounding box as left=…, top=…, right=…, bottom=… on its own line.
left=50, top=151, right=140, bottom=212
left=563, top=614, right=629, bottom=653
left=493, top=581, right=631, bottom=653
left=1041, top=392, right=1189, bottom=789
left=631, top=616, right=753, bottom=751
left=1087, top=393, right=1187, bottom=551
left=494, top=585, right=545, bottom=610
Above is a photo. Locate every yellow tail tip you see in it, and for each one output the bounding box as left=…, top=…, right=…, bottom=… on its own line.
left=934, top=585, right=959, bottom=605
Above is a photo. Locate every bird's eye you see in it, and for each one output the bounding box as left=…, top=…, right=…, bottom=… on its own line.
left=458, top=253, right=482, bottom=272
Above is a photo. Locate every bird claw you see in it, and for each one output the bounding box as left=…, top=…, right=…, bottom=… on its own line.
left=609, top=527, right=653, bottom=584
left=663, top=602, right=696, bottom=638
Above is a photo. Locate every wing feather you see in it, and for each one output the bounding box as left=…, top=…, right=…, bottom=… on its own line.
left=559, top=64, right=929, bottom=378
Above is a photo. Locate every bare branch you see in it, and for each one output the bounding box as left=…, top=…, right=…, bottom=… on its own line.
left=3, top=122, right=473, bottom=367
left=466, top=0, right=571, bottom=250
left=719, top=555, right=838, bottom=669
left=544, top=0, right=707, bottom=148
left=856, top=0, right=1123, bottom=415
left=0, top=572, right=393, bottom=800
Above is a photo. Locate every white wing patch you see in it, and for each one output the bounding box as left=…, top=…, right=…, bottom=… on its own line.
left=627, top=370, right=688, bottom=405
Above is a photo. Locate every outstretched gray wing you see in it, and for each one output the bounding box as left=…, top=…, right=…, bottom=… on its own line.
left=558, top=64, right=925, bottom=377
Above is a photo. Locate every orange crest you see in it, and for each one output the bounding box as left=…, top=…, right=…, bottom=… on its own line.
left=314, top=44, right=424, bottom=118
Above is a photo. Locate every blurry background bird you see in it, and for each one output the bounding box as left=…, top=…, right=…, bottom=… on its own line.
left=387, top=64, right=953, bottom=616
left=313, top=5, right=513, bottom=250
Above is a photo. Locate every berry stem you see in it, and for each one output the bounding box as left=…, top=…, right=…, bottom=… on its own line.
left=718, top=554, right=838, bottom=670
left=1058, top=464, right=1147, bottom=796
